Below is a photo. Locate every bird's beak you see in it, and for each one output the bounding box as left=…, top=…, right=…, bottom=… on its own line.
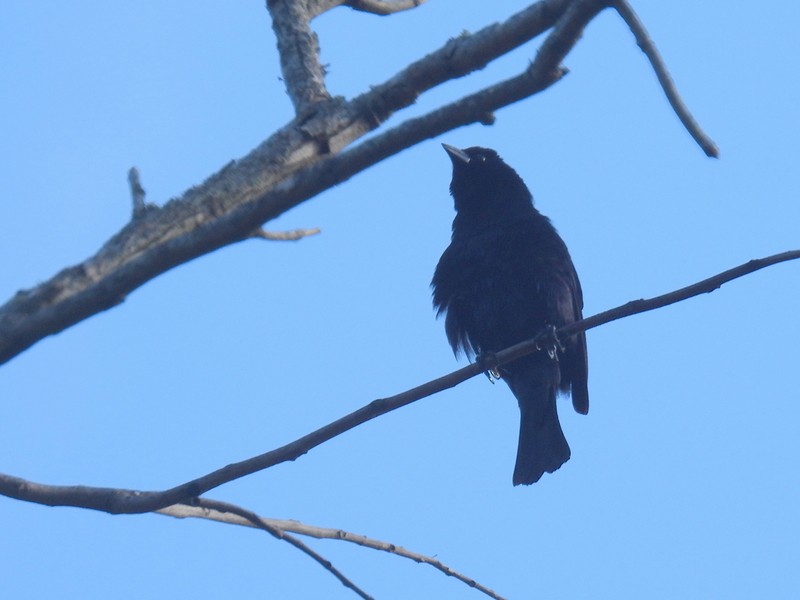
left=442, top=143, right=470, bottom=165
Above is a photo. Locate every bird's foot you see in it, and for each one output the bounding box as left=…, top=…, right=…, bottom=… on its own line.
left=535, top=325, right=564, bottom=361
left=476, top=352, right=502, bottom=383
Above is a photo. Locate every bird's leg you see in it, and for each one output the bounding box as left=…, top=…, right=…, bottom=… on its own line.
left=476, top=352, right=502, bottom=383
left=535, top=325, right=564, bottom=361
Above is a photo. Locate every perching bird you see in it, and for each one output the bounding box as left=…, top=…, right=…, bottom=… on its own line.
left=431, top=144, right=588, bottom=485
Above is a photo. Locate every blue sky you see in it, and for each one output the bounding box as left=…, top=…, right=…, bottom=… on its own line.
left=1, top=2, right=799, bottom=599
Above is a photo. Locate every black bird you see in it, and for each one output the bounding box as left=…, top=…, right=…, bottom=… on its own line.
left=432, top=144, right=588, bottom=485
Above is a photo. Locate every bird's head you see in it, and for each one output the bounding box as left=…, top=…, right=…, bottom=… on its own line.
left=442, top=144, right=533, bottom=218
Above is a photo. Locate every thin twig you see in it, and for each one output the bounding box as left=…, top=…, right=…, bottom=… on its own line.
left=1, top=250, right=797, bottom=514
left=190, top=498, right=374, bottom=600
left=612, top=0, right=719, bottom=157
left=160, top=501, right=506, bottom=600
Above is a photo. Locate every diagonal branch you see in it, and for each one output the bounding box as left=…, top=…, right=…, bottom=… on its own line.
left=1, top=250, right=796, bottom=514
left=612, top=0, right=719, bottom=157
left=0, top=0, right=600, bottom=367
left=160, top=500, right=505, bottom=600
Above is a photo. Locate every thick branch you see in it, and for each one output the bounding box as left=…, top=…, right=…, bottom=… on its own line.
left=612, top=0, right=719, bottom=157
left=160, top=500, right=506, bottom=600
left=0, top=0, right=591, bottom=366
left=1, top=250, right=795, bottom=513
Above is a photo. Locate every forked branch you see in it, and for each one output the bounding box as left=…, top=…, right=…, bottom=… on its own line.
left=161, top=499, right=506, bottom=600
left=188, top=497, right=375, bottom=600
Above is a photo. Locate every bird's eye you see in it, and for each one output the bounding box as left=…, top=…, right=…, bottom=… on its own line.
left=476, top=154, right=487, bottom=163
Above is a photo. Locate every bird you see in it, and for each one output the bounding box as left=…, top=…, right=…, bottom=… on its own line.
left=431, top=144, right=588, bottom=485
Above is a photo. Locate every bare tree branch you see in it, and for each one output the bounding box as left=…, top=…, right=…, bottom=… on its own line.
left=0, top=0, right=603, bottom=367
left=190, top=498, right=374, bottom=600
left=612, top=0, right=719, bottom=157
left=1, top=250, right=796, bottom=514
left=268, top=0, right=332, bottom=114
left=160, top=500, right=507, bottom=600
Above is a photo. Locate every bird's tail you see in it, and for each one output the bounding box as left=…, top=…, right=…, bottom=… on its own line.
left=506, top=360, right=570, bottom=485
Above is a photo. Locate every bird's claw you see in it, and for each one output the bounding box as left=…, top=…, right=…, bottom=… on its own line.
left=476, top=352, right=502, bottom=383
left=485, top=368, right=501, bottom=383
left=535, top=325, right=564, bottom=361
